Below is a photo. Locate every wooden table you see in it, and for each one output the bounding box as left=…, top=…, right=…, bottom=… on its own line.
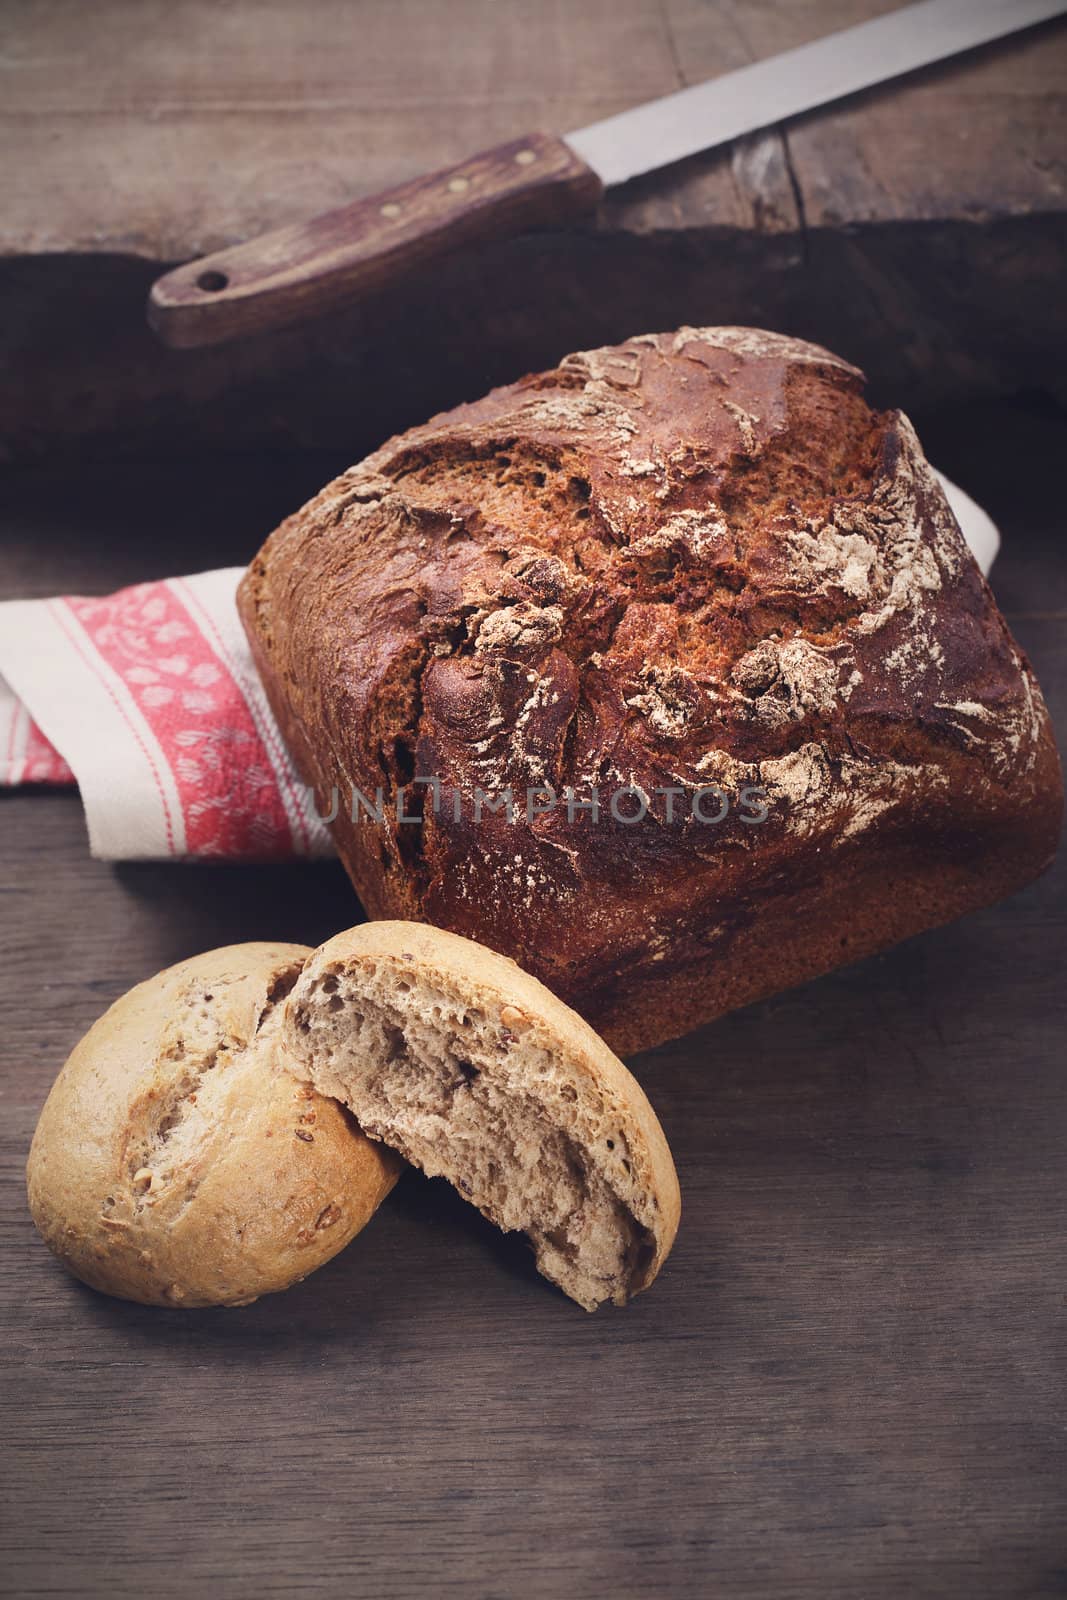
left=1, top=396, right=1065, bottom=1597
left=2, top=0, right=1066, bottom=460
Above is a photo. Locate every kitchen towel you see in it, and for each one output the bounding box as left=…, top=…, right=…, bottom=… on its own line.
left=0, top=474, right=1001, bottom=861
left=0, top=568, right=331, bottom=860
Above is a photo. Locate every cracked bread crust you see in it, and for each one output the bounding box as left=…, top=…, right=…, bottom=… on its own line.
left=26, top=944, right=402, bottom=1306
left=239, top=327, right=1063, bottom=1054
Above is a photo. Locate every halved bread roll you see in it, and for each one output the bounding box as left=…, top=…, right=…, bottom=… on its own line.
left=284, top=921, right=681, bottom=1310
left=27, top=943, right=402, bottom=1307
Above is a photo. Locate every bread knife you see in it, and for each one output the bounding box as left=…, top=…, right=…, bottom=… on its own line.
left=148, top=0, right=1067, bottom=348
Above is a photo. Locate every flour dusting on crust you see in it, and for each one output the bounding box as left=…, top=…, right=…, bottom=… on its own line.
left=240, top=325, right=1060, bottom=1034
left=344, top=330, right=1049, bottom=862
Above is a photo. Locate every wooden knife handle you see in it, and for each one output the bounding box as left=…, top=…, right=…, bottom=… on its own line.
left=147, top=132, right=602, bottom=349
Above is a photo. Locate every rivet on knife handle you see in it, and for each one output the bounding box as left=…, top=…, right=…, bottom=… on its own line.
left=147, top=133, right=602, bottom=349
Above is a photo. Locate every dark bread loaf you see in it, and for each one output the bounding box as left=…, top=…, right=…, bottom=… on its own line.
left=239, top=327, right=1062, bottom=1054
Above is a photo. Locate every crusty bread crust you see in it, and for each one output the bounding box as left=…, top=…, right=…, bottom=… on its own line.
left=239, top=327, right=1063, bottom=1052
left=26, top=943, right=402, bottom=1306
left=285, top=921, right=681, bottom=1309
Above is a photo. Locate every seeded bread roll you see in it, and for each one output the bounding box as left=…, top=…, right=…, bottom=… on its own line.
left=27, top=944, right=402, bottom=1307
left=284, top=920, right=680, bottom=1311
left=240, top=326, right=1062, bottom=1053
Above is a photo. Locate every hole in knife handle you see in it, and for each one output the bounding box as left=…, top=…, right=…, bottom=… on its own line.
left=196, top=270, right=229, bottom=293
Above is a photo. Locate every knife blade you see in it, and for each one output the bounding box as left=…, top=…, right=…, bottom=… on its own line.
left=570, top=0, right=1066, bottom=187
left=148, top=0, right=1066, bottom=348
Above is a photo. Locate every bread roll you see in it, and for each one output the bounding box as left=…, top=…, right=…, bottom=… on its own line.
left=27, top=943, right=402, bottom=1307
left=239, top=326, right=1062, bottom=1054
left=284, top=921, right=680, bottom=1311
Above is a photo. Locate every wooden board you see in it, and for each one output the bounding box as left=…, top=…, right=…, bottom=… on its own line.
left=1, top=398, right=1065, bottom=1596
left=1, top=0, right=1065, bottom=459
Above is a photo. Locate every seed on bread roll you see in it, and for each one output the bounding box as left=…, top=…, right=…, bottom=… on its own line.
left=27, top=943, right=402, bottom=1307
left=284, top=921, right=680, bottom=1311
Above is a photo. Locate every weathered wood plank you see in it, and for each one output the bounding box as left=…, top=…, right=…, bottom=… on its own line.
left=0, top=0, right=710, bottom=255
left=0, top=0, right=1064, bottom=454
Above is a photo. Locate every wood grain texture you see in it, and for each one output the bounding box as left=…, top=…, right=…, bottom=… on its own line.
left=1, top=0, right=1065, bottom=455
left=1, top=399, right=1065, bottom=1596
left=148, top=133, right=602, bottom=347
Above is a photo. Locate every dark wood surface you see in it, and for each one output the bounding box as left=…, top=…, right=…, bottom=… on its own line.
left=1, top=398, right=1065, bottom=1597
left=3, top=0, right=1066, bottom=458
